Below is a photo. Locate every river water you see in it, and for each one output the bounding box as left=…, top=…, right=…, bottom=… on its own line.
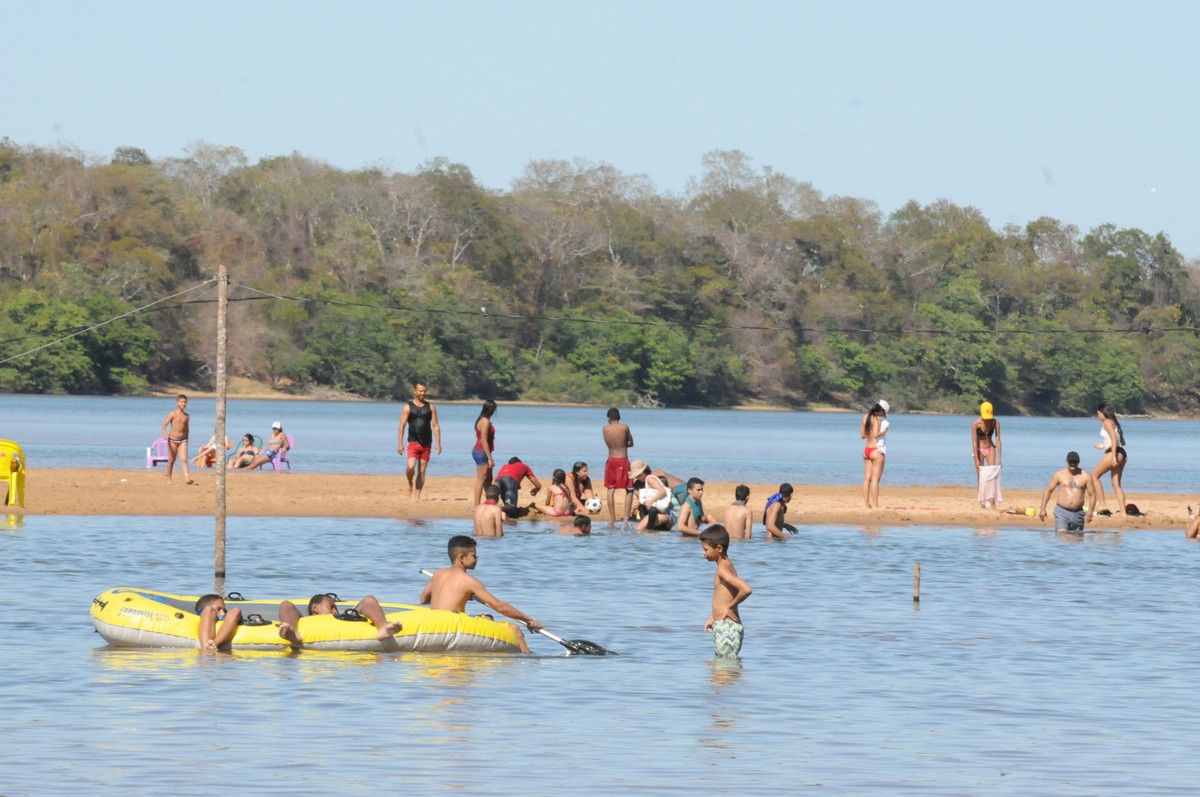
left=2, top=513, right=1197, bottom=796
left=2, top=396, right=1197, bottom=794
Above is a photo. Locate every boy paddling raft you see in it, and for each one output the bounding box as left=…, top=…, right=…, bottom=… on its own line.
left=421, top=535, right=611, bottom=655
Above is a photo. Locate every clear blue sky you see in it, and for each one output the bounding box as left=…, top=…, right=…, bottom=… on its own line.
left=4, top=0, right=1197, bottom=257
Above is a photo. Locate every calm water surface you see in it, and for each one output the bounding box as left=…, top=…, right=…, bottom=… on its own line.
left=2, top=515, right=1196, bottom=795
left=2, top=394, right=1197, bottom=491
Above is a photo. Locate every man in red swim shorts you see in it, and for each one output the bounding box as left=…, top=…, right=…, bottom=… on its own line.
left=397, top=381, right=442, bottom=499
left=602, top=407, right=635, bottom=523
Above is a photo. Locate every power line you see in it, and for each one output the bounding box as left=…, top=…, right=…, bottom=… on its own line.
left=0, top=279, right=216, bottom=366
left=1, top=278, right=1196, bottom=360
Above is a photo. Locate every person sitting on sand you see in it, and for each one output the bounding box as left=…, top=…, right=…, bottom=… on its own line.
left=557, top=515, right=592, bottom=535
left=564, top=461, right=597, bottom=514
left=196, top=593, right=242, bottom=653
left=277, top=593, right=402, bottom=645
left=530, top=468, right=574, bottom=518
left=632, top=461, right=677, bottom=531
left=421, top=535, right=542, bottom=653
left=475, top=484, right=506, bottom=537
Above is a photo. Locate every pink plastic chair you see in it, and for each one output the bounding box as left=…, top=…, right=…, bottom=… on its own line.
left=271, top=435, right=295, bottom=471
left=146, top=438, right=170, bottom=468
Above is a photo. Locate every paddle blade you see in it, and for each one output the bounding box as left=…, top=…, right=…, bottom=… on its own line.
left=565, top=639, right=611, bottom=656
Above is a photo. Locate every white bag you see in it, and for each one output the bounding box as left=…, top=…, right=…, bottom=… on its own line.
left=639, top=481, right=671, bottom=512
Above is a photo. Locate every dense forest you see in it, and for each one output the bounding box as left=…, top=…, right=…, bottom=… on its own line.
left=1, top=139, right=1197, bottom=416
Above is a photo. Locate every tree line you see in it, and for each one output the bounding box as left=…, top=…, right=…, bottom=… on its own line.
left=1, top=139, right=1197, bottom=416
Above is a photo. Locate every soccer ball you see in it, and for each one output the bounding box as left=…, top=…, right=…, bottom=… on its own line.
left=585, top=498, right=603, bottom=513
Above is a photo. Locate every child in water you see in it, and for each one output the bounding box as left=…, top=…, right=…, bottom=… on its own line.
left=699, top=525, right=753, bottom=659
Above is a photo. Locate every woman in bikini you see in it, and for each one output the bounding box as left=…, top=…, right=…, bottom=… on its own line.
left=861, top=399, right=889, bottom=509
left=532, top=469, right=573, bottom=517
left=471, top=400, right=497, bottom=508
left=230, top=434, right=259, bottom=469
left=564, top=461, right=596, bottom=514
left=971, top=401, right=1002, bottom=471
left=1092, top=403, right=1128, bottom=515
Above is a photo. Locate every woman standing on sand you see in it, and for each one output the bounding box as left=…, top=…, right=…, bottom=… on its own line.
left=472, top=400, right=497, bottom=508
left=971, top=401, right=1002, bottom=471
left=861, top=399, right=889, bottom=508
left=1092, top=403, right=1128, bottom=514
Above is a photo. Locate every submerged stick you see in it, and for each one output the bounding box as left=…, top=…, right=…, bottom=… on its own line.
left=913, top=562, right=921, bottom=602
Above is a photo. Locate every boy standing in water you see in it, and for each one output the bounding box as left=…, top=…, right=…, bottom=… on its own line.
left=162, top=394, right=193, bottom=485
left=700, top=525, right=753, bottom=659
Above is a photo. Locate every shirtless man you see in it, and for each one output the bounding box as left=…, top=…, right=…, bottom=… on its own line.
left=161, top=394, right=193, bottom=485
left=421, top=535, right=542, bottom=653
left=723, top=484, right=754, bottom=539
left=1039, top=451, right=1099, bottom=532
left=397, top=380, right=442, bottom=499
left=602, top=407, right=634, bottom=523
left=474, top=485, right=506, bottom=537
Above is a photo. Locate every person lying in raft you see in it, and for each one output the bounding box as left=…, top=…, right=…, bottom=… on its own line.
left=277, top=593, right=403, bottom=645
left=196, top=594, right=242, bottom=653
left=421, top=535, right=542, bottom=653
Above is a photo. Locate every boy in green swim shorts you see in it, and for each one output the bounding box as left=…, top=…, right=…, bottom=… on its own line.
left=699, top=525, right=753, bottom=659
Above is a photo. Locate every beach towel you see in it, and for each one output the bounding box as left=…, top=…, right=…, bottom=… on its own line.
left=978, top=464, right=1002, bottom=506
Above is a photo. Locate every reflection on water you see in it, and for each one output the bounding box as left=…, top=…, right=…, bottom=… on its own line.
left=4, top=515, right=1199, bottom=795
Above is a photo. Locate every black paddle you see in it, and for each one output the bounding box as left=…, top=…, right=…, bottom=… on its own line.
left=419, top=568, right=612, bottom=656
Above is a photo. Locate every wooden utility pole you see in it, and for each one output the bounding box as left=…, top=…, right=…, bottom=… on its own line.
left=215, top=264, right=228, bottom=578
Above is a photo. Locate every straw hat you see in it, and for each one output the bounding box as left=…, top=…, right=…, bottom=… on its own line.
left=630, top=460, right=650, bottom=477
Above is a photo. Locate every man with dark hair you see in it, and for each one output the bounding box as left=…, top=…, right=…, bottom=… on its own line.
left=495, top=457, right=543, bottom=516
left=420, top=535, right=541, bottom=652
left=397, top=380, right=442, bottom=499
left=723, top=484, right=753, bottom=539
left=1039, top=451, right=1099, bottom=532
left=602, top=407, right=635, bottom=523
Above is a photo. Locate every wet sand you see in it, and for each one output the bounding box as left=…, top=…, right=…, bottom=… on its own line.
left=10, top=468, right=1188, bottom=531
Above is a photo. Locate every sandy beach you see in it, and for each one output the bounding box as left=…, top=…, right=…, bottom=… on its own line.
left=8, top=468, right=1188, bottom=531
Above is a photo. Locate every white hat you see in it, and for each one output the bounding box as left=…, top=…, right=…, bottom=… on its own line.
left=271, top=421, right=282, bottom=429
left=878, top=400, right=890, bottom=413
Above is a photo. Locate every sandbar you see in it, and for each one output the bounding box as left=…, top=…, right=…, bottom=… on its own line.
left=7, top=468, right=1189, bottom=532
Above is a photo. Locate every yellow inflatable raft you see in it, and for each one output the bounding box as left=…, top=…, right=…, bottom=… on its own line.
left=90, top=587, right=522, bottom=653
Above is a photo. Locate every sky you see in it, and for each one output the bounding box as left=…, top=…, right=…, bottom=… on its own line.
left=3, top=0, right=1198, bottom=257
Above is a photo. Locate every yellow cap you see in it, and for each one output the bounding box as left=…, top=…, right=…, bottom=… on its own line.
left=980, top=401, right=994, bottom=420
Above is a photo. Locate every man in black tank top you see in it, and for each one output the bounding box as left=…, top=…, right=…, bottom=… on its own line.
left=397, top=381, right=442, bottom=499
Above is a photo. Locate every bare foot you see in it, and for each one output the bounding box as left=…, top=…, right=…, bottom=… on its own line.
left=375, top=621, right=402, bottom=640
left=278, top=622, right=302, bottom=645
